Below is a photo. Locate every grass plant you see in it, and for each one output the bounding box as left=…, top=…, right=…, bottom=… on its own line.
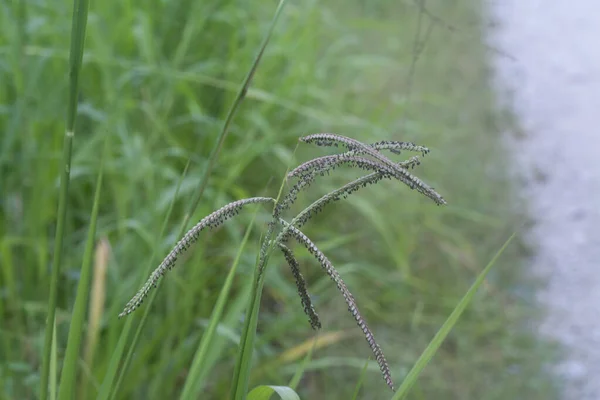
left=0, top=0, right=560, bottom=399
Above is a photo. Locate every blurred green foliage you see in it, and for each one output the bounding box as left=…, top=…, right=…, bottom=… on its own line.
left=0, top=0, right=559, bottom=399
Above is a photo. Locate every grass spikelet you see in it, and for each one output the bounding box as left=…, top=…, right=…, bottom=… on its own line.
left=278, top=243, right=321, bottom=330
left=370, top=140, right=430, bottom=156
left=298, top=133, right=445, bottom=205
left=278, top=219, right=395, bottom=392
left=301, top=135, right=430, bottom=157
left=279, top=154, right=423, bottom=218
left=119, top=197, right=275, bottom=317
left=288, top=154, right=420, bottom=181
left=289, top=154, right=444, bottom=206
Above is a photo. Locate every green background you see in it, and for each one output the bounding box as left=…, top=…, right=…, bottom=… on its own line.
left=0, top=0, right=560, bottom=398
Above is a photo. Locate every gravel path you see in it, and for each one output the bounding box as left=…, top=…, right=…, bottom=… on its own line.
left=488, top=1, right=600, bottom=398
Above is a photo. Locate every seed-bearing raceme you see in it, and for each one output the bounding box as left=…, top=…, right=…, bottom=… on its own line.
left=119, top=134, right=446, bottom=392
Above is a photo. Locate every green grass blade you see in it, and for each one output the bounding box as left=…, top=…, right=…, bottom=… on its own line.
left=351, top=358, right=370, bottom=400
left=96, top=318, right=131, bottom=400
left=108, top=292, right=157, bottom=400
left=39, top=0, right=90, bottom=398
left=50, top=319, right=58, bottom=400
left=288, top=337, right=317, bottom=391
left=230, top=241, right=269, bottom=400
left=178, top=0, right=288, bottom=233
left=230, top=172, right=290, bottom=400
left=57, top=142, right=107, bottom=400
left=179, top=208, right=261, bottom=400
left=247, top=385, right=300, bottom=400
left=391, top=233, right=516, bottom=400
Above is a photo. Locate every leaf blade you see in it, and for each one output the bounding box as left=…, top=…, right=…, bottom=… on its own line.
left=391, top=233, right=516, bottom=399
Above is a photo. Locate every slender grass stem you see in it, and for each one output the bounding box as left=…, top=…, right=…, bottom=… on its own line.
left=57, top=141, right=107, bottom=399
left=229, top=170, right=290, bottom=400
left=106, top=2, right=289, bottom=397
left=39, top=0, right=89, bottom=398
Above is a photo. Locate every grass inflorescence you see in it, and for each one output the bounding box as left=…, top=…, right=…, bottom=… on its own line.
left=120, top=133, right=445, bottom=391
left=118, top=197, right=276, bottom=317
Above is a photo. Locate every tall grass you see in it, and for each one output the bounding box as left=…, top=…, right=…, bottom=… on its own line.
left=39, top=0, right=90, bottom=398
left=0, top=0, right=560, bottom=399
left=98, top=3, right=289, bottom=398
left=57, top=142, right=106, bottom=399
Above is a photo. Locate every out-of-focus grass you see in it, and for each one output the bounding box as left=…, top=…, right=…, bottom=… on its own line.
left=0, top=0, right=559, bottom=399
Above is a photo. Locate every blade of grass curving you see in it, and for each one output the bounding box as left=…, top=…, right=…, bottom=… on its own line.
left=247, top=385, right=300, bottom=400
left=96, top=161, right=190, bottom=400
left=39, top=0, right=89, bottom=398
left=288, top=335, right=318, bottom=390
left=107, top=0, right=288, bottom=396
left=351, top=358, right=370, bottom=400
left=179, top=0, right=288, bottom=235
left=57, top=141, right=107, bottom=400
left=391, top=233, right=516, bottom=400
left=179, top=207, right=261, bottom=400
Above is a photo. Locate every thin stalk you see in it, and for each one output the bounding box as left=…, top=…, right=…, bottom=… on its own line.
left=57, top=141, right=106, bottom=400
left=229, top=172, right=289, bottom=400
left=50, top=319, right=58, bottom=400
left=107, top=2, right=289, bottom=396
left=179, top=0, right=288, bottom=234
left=39, top=0, right=90, bottom=398
left=351, top=358, right=370, bottom=400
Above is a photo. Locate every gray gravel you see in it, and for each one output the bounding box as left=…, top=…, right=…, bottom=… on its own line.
left=488, top=1, right=600, bottom=398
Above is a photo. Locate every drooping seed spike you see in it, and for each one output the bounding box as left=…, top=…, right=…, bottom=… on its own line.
left=278, top=219, right=395, bottom=392
left=288, top=153, right=383, bottom=180
left=300, top=134, right=442, bottom=204
left=300, top=133, right=369, bottom=150
left=289, top=140, right=426, bottom=180
left=289, top=152, right=444, bottom=206
left=370, top=140, right=430, bottom=156
left=119, top=197, right=275, bottom=318
left=278, top=243, right=321, bottom=330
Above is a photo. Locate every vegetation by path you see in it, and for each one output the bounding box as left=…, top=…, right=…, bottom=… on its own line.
left=0, top=0, right=558, bottom=398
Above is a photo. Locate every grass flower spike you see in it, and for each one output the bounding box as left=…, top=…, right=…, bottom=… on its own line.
left=279, top=243, right=321, bottom=330
left=119, top=197, right=275, bottom=317
left=280, top=219, right=395, bottom=391
left=120, top=134, right=445, bottom=392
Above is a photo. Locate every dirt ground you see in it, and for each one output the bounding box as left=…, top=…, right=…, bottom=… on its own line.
left=489, top=1, right=600, bottom=398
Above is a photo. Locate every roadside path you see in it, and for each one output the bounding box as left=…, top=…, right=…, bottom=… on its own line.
left=489, top=1, right=600, bottom=398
